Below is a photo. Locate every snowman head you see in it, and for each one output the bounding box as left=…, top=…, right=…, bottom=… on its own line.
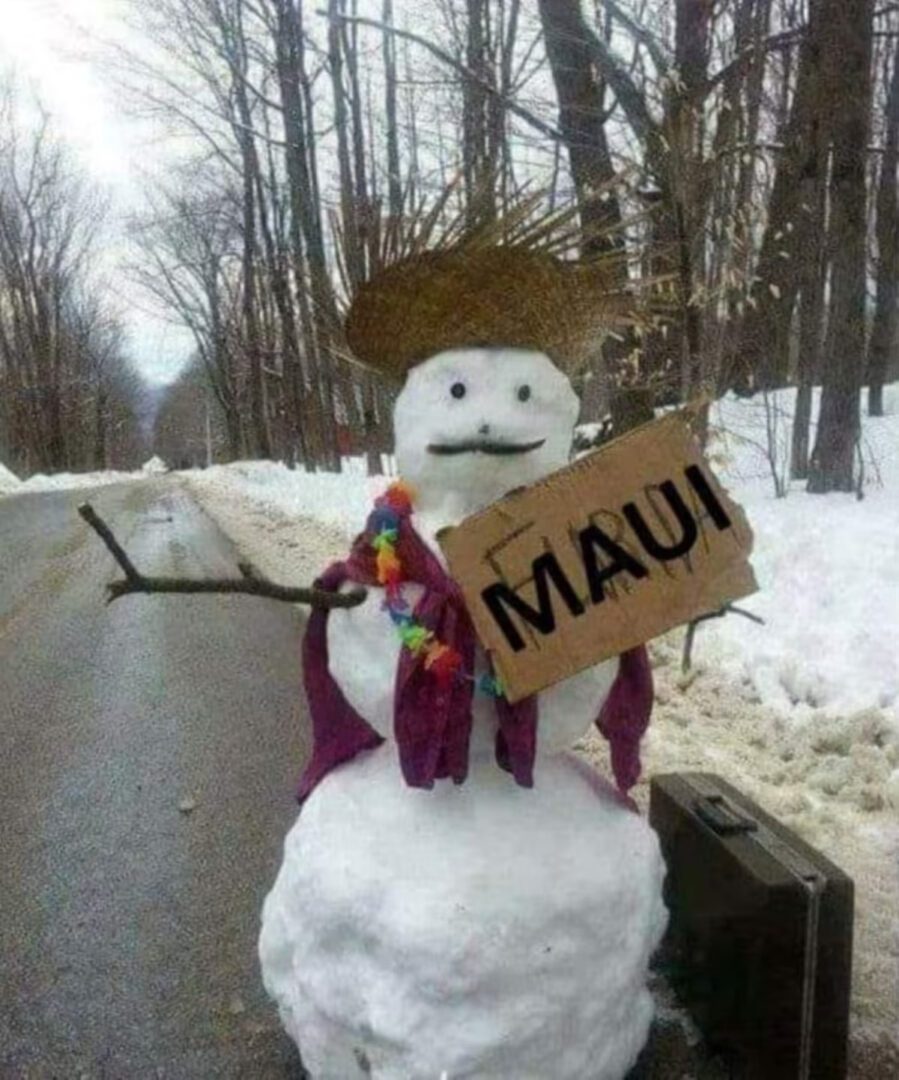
left=393, top=346, right=579, bottom=511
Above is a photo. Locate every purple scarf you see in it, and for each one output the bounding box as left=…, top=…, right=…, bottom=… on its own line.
left=298, top=506, right=653, bottom=805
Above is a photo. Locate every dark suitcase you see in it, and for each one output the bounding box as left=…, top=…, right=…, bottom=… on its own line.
left=649, top=772, right=854, bottom=1080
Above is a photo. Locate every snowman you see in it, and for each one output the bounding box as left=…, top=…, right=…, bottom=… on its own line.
left=259, top=241, right=667, bottom=1080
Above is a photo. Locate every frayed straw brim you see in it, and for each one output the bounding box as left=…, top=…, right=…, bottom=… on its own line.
left=344, top=245, right=635, bottom=379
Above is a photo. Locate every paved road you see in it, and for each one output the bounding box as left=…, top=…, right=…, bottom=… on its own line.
left=0, top=480, right=309, bottom=1078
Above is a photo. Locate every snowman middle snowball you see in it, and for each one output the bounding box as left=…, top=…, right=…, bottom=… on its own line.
left=330, top=345, right=621, bottom=758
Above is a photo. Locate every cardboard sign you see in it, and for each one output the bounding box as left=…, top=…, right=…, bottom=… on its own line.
left=438, top=414, right=758, bottom=703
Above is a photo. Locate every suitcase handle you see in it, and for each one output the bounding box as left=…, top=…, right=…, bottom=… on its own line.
left=694, top=794, right=758, bottom=836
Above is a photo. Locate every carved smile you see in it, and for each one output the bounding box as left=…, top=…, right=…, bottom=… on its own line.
left=427, top=438, right=547, bottom=456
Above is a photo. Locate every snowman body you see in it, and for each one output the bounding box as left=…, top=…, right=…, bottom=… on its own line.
left=259, top=349, right=667, bottom=1079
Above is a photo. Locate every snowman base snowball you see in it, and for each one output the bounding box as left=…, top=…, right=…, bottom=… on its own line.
left=259, top=748, right=666, bottom=1080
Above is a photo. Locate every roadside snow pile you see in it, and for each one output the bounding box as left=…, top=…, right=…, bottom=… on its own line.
left=183, top=459, right=390, bottom=586
left=141, top=455, right=169, bottom=475
left=0, top=461, right=21, bottom=495
left=188, top=458, right=389, bottom=539
left=699, top=384, right=899, bottom=728
left=18, top=468, right=145, bottom=493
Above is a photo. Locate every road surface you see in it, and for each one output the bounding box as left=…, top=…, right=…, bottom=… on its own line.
left=1, top=480, right=309, bottom=1078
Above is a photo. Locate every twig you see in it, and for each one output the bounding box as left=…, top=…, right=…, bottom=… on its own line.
left=681, top=603, right=765, bottom=673
left=78, top=503, right=366, bottom=610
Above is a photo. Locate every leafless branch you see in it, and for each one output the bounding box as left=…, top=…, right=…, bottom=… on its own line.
left=78, top=503, right=366, bottom=610
left=319, top=10, right=566, bottom=145
left=682, top=604, right=765, bottom=673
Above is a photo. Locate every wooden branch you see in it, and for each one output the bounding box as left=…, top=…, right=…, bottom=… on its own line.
left=320, top=10, right=566, bottom=145
left=681, top=603, right=765, bottom=673
left=578, top=18, right=657, bottom=148
left=601, top=0, right=670, bottom=75
left=78, top=503, right=366, bottom=610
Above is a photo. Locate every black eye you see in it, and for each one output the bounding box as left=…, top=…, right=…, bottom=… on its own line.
left=517, top=384, right=532, bottom=402
left=450, top=381, right=466, bottom=399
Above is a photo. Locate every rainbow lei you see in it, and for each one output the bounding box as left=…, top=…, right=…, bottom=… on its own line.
left=371, top=481, right=504, bottom=698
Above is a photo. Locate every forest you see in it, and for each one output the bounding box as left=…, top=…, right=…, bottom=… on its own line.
left=1, top=0, right=896, bottom=494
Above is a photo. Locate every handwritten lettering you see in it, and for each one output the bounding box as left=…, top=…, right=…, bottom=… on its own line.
left=479, top=465, right=733, bottom=652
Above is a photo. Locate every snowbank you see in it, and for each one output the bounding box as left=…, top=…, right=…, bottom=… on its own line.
left=186, top=458, right=390, bottom=540
left=0, top=461, right=21, bottom=496
left=18, top=468, right=144, bottom=494
left=182, top=459, right=393, bottom=588
left=141, top=455, right=169, bottom=475
left=702, top=385, right=899, bottom=727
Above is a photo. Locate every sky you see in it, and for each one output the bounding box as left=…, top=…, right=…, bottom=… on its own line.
left=0, top=0, right=194, bottom=385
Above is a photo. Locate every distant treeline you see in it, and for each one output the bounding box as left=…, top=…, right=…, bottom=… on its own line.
left=0, top=83, right=144, bottom=478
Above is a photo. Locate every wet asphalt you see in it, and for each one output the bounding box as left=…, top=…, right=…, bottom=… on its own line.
left=0, top=480, right=309, bottom=1079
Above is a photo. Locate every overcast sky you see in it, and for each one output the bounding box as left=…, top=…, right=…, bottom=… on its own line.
left=0, top=0, right=194, bottom=385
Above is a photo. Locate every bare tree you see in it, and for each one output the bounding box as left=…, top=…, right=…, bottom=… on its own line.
left=0, top=83, right=137, bottom=476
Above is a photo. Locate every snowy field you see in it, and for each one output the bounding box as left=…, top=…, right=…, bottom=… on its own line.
left=3, top=385, right=898, bottom=1043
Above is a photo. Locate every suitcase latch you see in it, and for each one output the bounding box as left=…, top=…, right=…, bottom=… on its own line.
left=693, top=794, right=759, bottom=836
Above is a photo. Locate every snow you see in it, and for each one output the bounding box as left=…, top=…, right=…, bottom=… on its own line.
left=0, top=460, right=22, bottom=495
left=17, top=467, right=143, bottom=493
left=260, top=747, right=666, bottom=1080
left=698, top=385, right=899, bottom=726
left=187, top=459, right=384, bottom=543
left=141, top=455, right=169, bottom=474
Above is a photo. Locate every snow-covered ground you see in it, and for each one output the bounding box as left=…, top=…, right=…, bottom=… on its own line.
left=183, top=384, right=899, bottom=1045
left=702, top=388, right=899, bottom=725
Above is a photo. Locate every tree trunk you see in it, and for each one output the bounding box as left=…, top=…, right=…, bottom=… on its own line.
left=672, top=0, right=714, bottom=401
left=237, top=124, right=272, bottom=460
left=733, top=2, right=824, bottom=393
left=463, top=0, right=494, bottom=225
left=382, top=0, right=403, bottom=220
left=807, top=0, right=873, bottom=493
left=791, top=6, right=828, bottom=479
left=791, top=154, right=828, bottom=480
left=537, top=0, right=620, bottom=253
left=538, top=0, right=626, bottom=419
left=866, top=35, right=899, bottom=418
left=94, top=387, right=108, bottom=470
left=272, top=0, right=341, bottom=469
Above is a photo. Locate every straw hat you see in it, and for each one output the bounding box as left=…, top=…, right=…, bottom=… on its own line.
left=337, top=184, right=657, bottom=382
left=345, top=244, right=634, bottom=379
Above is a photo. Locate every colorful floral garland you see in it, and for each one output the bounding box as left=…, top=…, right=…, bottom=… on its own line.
left=370, top=481, right=504, bottom=698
